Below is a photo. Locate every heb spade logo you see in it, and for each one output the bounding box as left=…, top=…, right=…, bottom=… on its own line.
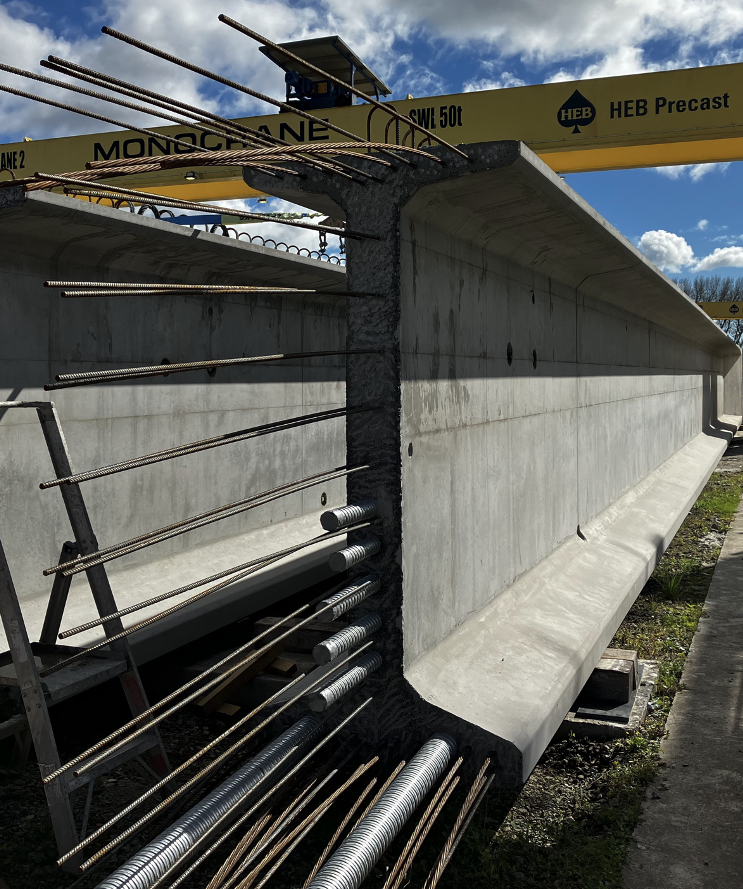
left=729, top=304, right=740, bottom=314
left=557, top=89, right=596, bottom=134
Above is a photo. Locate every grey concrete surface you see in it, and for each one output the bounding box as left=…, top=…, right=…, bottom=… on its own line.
left=246, top=140, right=741, bottom=783
left=624, top=465, right=743, bottom=889
left=0, top=189, right=348, bottom=657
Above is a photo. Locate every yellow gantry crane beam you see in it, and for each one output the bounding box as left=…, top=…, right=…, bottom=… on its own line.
left=1, top=60, right=742, bottom=201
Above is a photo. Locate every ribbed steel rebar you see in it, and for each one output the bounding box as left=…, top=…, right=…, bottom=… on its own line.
left=314, top=575, right=380, bottom=620
left=302, top=776, right=377, bottom=889
left=42, top=585, right=374, bottom=786
left=328, top=538, right=380, bottom=572
left=41, top=407, right=360, bottom=489
left=313, top=614, right=382, bottom=665
left=45, top=465, right=367, bottom=578
left=320, top=501, right=378, bottom=532
left=57, top=675, right=306, bottom=865
left=43, top=523, right=370, bottom=678
left=48, top=349, right=380, bottom=388
left=95, top=717, right=321, bottom=889
left=306, top=653, right=383, bottom=712
left=306, top=735, right=457, bottom=889
left=149, top=700, right=373, bottom=889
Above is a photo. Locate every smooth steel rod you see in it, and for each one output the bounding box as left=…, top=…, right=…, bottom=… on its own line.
left=49, top=349, right=382, bottom=387
left=41, top=406, right=361, bottom=488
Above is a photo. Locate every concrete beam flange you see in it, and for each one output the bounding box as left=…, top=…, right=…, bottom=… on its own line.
left=244, top=141, right=741, bottom=785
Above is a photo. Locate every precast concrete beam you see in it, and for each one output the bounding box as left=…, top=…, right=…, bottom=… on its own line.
left=245, top=140, right=741, bottom=784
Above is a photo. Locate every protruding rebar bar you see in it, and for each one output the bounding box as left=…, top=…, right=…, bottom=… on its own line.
left=46, top=349, right=381, bottom=388
left=314, top=575, right=380, bottom=620
left=321, top=501, right=378, bottom=532
left=307, top=735, right=457, bottom=889
left=94, top=716, right=321, bottom=889
left=312, top=614, right=382, bottom=665
left=148, top=700, right=374, bottom=889
left=41, top=407, right=360, bottom=488
left=329, top=538, right=381, bottom=572
left=218, top=16, right=470, bottom=162
left=42, top=584, right=375, bottom=785
left=305, top=652, right=382, bottom=711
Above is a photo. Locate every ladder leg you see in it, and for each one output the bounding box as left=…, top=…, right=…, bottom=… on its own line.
left=39, top=541, right=77, bottom=644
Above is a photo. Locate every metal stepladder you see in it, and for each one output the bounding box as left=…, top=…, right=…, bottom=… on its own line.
left=0, top=400, right=172, bottom=871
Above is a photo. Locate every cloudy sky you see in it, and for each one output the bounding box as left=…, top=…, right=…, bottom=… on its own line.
left=1, top=0, right=743, bottom=275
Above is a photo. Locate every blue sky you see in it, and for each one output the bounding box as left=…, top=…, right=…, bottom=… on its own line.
left=1, top=0, right=743, bottom=276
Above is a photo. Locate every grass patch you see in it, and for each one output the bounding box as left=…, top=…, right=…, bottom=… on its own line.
left=436, top=469, right=743, bottom=889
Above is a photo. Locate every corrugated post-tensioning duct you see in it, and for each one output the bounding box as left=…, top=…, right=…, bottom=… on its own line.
left=96, top=716, right=321, bottom=889
left=306, top=652, right=383, bottom=712
left=313, top=614, right=383, bottom=664
left=307, top=734, right=457, bottom=889
left=315, top=575, right=380, bottom=620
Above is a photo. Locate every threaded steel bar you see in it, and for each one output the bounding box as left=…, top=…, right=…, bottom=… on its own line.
left=420, top=759, right=491, bottom=889
left=315, top=575, right=380, bottom=620
left=45, top=464, right=368, bottom=577
left=76, top=640, right=372, bottom=787
left=207, top=812, right=273, bottom=889
left=329, top=537, right=381, bottom=572
left=79, top=643, right=374, bottom=871
left=313, top=614, right=382, bottom=665
left=302, top=776, right=377, bottom=889
left=0, top=82, right=207, bottom=155
left=59, top=537, right=353, bottom=640
left=33, top=173, right=376, bottom=237
left=321, top=501, right=378, bottom=532
left=41, top=407, right=359, bottom=489
left=382, top=758, right=462, bottom=889
left=42, top=523, right=371, bottom=677
left=151, top=699, right=373, bottom=889
left=306, top=652, right=382, bottom=712
left=306, top=736, right=456, bottom=889
left=48, top=349, right=380, bottom=387
left=218, top=16, right=468, bottom=162
left=93, top=716, right=321, bottom=888
left=42, top=585, right=379, bottom=786
left=101, top=26, right=405, bottom=167
left=57, top=674, right=306, bottom=865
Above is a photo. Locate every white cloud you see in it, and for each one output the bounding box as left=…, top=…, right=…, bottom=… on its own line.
left=693, top=246, right=743, bottom=271
left=463, top=70, right=525, bottom=92
left=652, top=162, right=731, bottom=181
left=638, top=229, right=695, bottom=273
left=697, top=219, right=709, bottom=230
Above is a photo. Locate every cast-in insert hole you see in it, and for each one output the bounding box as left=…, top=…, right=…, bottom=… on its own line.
left=408, top=443, right=414, bottom=457
left=321, top=492, right=327, bottom=506
left=532, top=349, right=537, bottom=369
left=507, top=342, right=513, bottom=366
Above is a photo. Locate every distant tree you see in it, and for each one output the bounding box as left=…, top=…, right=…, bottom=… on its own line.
left=674, top=275, right=743, bottom=345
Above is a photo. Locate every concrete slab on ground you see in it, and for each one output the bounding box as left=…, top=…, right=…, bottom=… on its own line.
left=623, top=466, right=743, bottom=888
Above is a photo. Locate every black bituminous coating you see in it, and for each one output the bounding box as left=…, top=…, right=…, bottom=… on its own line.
left=244, top=142, right=524, bottom=782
